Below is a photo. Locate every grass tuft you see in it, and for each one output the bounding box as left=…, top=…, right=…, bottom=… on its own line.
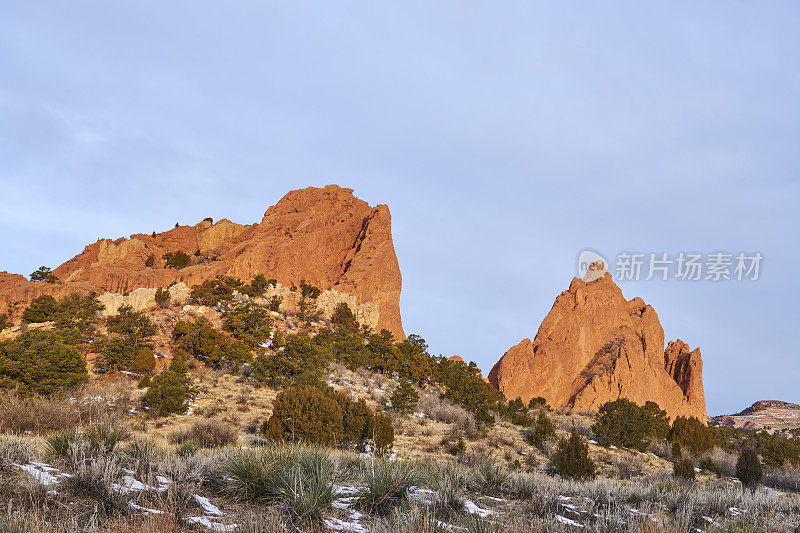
left=355, top=459, right=420, bottom=515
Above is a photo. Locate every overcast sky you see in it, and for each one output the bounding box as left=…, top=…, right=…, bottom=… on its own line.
left=1, top=2, right=798, bottom=416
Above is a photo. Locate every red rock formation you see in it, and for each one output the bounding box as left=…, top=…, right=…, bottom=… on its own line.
left=488, top=273, right=706, bottom=422
left=664, top=339, right=706, bottom=420
left=0, top=185, right=405, bottom=338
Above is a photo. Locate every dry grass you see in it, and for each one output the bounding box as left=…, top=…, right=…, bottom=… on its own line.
left=172, top=420, right=239, bottom=448
left=1, top=430, right=799, bottom=533
left=2, top=303, right=799, bottom=531
left=0, top=382, right=133, bottom=435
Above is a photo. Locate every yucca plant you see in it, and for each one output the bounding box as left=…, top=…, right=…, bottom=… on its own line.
left=85, top=421, right=130, bottom=454
left=175, top=439, right=202, bottom=458
left=430, top=462, right=466, bottom=518
left=274, top=448, right=336, bottom=525
left=45, top=430, right=80, bottom=460
left=470, top=461, right=510, bottom=493
left=355, top=459, right=420, bottom=515
left=227, top=445, right=337, bottom=526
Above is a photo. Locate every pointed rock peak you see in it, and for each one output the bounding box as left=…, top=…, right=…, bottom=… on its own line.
left=489, top=273, right=707, bottom=422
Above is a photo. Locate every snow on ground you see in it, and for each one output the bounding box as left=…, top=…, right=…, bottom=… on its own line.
left=16, top=462, right=234, bottom=532
left=186, top=516, right=238, bottom=532
left=195, top=495, right=223, bottom=516
left=463, top=499, right=494, bottom=518
left=13, top=463, right=69, bottom=486
left=556, top=515, right=585, bottom=528
left=129, top=502, right=164, bottom=515
left=324, top=516, right=368, bottom=533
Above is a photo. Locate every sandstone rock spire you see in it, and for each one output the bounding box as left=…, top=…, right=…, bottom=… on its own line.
left=487, top=272, right=706, bottom=422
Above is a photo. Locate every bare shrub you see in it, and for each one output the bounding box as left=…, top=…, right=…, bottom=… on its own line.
left=0, top=470, right=49, bottom=514
left=0, top=384, right=133, bottom=436
left=0, top=435, right=37, bottom=467
left=647, top=438, right=673, bottom=460
left=417, top=393, right=480, bottom=438
left=0, top=390, right=79, bottom=434
left=188, top=420, right=239, bottom=448
left=458, top=443, right=497, bottom=467
left=125, top=437, right=163, bottom=478
left=764, top=465, right=800, bottom=492
left=708, top=447, right=737, bottom=478
left=613, top=452, right=645, bottom=480
left=64, top=450, right=127, bottom=517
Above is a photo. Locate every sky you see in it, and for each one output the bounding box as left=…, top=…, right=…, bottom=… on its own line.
left=1, top=2, right=798, bottom=416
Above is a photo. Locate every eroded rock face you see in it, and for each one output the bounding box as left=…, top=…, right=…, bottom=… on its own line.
left=0, top=185, right=404, bottom=338
left=664, top=339, right=706, bottom=420
left=488, top=273, right=706, bottom=422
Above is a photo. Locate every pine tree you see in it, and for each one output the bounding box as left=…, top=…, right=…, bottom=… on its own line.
left=668, top=416, right=713, bottom=457
left=390, top=381, right=419, bottom=414
left=264, top=383, right=394, bottom=452
left=0, top=329, right=88, bottom=395
left=593, top=398, right=669, bottom=451
left=528, top=396, right=548, bottom=410
left=107, top=305, right=157, bottom=355
left=736, top=447, right=762, bottom=489
left=525, top=410, right=556, bottom=449
left=21, top=295, right=59, bottom=323
left=170, top=349, right=189, bottom=375
left=30, top=266, right=53, bottom=282
left=673, top=458, right=696, bottom=481
left=155, top=288, right=171, bottom=308
left=552, top=430, right=595, bottom=480
left=145, top=369, right=193, bottom=415
left=130, top=347, right=156, bottom=374
left=223, top=303, right=272, bottom=347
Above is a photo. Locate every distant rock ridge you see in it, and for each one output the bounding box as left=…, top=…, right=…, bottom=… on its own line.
left=488, top=272, right=707, bottom=422
left=736, top=400, right=800, bottom=416
left=710, top=400, right=800, bottom=432
left=0, top=185, right=404, bottom=338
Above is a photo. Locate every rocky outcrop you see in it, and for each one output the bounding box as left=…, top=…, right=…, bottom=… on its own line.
left=488, top=272, right=706, bottom=422
left=0, top=185, right=404, bottom=337
left=96, top=283, right=192, bottom=317
left=710, top=400, right=800, bottom=432
left=663, top=339, right=706, bottom=420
